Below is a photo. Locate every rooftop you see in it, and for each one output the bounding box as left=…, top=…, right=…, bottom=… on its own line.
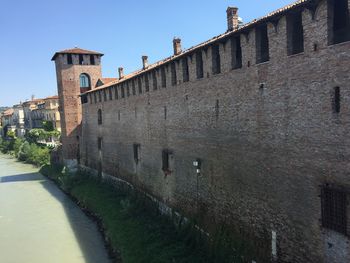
left=51, top=47, right=104, bottom=61
left=84, top=0, right=314, bottom=95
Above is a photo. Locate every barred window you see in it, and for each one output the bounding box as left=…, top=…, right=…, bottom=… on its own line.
left=321, top=186, right=347, bottom=235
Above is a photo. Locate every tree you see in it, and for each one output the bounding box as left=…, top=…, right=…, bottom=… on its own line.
left=42, top=121, right=54, bottom=132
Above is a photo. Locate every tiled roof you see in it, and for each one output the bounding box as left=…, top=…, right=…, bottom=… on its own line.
left=101, top=78, right=118, bottom=84
left=44, top=95, right=59, bottom=100
left=83, top=0, right=312, bottom=95
left=51, top=47, right=103, bottom=61
left=3, top=109, right=14, bottom=116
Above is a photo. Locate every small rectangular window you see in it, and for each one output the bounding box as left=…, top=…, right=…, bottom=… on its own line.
left=256, top=24, right=270, bottom=63
left=132, top=80, right=136, bottom=95
left=90, top=55, right=95, bottom=65
left=334, top=87, right=340, bottom=113
left=231, top=36, right=242, bottom=69
left=212, top=44, right=221, bottom=74
left=67, top=54, right=73, bottom=64
left=171, top=63, right=177, bottom=86
left=182, top=57, right=189, bottom=82
left=321, top=186, right=347, bottom=235
left=79, top=54, right=84, bottom=65
left=145, top=75, right=149, bottom=92
left=162, top=149, right=171, bottom=171
left=152, top=71, right=158, bottom=90
left=287, top=12, right=304, bottom=55
left=133, top=144, right=141, bottom=163
left=138, top=77, right=142, bottom=94
left=196, top=51, right=204, bottom=79
left=161, top=67, right=166, bottom=88
left=98, top=137, right=102, bottom=150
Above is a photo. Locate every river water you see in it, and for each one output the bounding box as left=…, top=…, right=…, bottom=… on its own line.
left=0, top=154, right=111, bottom=263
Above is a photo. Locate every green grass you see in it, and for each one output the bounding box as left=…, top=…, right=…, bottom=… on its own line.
left=40, top=165, right=252, bottom=263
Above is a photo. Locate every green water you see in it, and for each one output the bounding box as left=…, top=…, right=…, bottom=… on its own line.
left=0, top=154, right=111, bottom=263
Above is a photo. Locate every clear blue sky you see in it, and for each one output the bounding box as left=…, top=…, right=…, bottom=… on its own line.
left=0, top=0, right=295, bottom=106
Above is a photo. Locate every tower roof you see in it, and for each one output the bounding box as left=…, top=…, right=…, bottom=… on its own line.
left=51, top=47, right=104, bottom=61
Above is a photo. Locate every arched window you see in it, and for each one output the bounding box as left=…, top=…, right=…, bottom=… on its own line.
left=98, top=109, right=102, bottom=125
left=80, top=73, right=91, bottom=88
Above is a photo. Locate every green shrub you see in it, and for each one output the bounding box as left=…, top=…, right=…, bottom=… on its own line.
left=17, top=141, right=31, bottom=161
left=0, top=138, right=14, bottom=154
left=17, top=140, right=50, bottom=167
left=13, top=138, right=24, bottom=157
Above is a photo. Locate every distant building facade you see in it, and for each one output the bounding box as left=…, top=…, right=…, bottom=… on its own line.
left=53, top=0, right=350, bottom=262
left=31, top=96, right=61, bottom=132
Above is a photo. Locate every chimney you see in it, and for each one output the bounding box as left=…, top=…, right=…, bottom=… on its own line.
left=173, top=38, right=182, bottom=55
left=118, top=67, right=124, bottom=79
left=227, top=7, right=239, bottom=31
left=31, top=94, right=35, bottom=101
left=142, top=56, right=148, bottom=69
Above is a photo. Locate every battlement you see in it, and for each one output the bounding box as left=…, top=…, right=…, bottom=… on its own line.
left=83, top=0, right=350, bottom=105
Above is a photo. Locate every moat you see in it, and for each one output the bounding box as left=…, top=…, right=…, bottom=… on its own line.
left=0, top=154, right=111, bottom=263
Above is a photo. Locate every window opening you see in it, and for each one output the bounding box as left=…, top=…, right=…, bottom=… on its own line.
left=212, top=44, right=221, bottom=74
left=287, top=12, right=304, bottom=55
left=231, top=36, right=242, bottom=69
left=171, top=62, right=177, bottom=86
left=161, top=67, right=167, bottom=88
left=98, top=109, right=102, bottom=125
left=196, top=51, right=204, bottom=79
left=321, top=186, right=347, bottom=235
left=256, top=24, right=270, bottom=63
left=182, top=58, right=189, bottom=82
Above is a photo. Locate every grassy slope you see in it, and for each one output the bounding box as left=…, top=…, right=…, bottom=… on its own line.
left=41, top=165, right=216, bottom=263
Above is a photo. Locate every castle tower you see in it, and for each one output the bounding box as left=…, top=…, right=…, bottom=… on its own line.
left=51, top=48, right=103, bottom=170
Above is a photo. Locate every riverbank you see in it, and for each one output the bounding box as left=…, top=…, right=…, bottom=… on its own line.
left=40, top=165, right=249, bottom=263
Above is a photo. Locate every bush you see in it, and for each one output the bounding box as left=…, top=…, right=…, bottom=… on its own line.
left=0, top=138, right=15, bottom=154
left=17, top=140, right=50, bottom=167
left=13, top=138, right=24, bottom=157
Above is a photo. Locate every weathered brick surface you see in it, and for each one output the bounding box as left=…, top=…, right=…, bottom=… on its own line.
left=54, top=54, right=102, bottom=163
left=57, top=1, right=350, bottom=262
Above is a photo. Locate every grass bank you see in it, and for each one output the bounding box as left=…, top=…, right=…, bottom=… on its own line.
left=40, top=165, right=250, bottom=263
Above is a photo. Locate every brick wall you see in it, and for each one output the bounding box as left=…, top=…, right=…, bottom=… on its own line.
left=54, top=53, right=102, bottom=163
left=79, top=1, right=350, bottom=262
